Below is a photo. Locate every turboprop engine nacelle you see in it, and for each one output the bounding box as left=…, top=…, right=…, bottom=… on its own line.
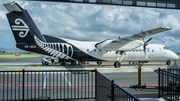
left=95, top=40, right=144, bottom=51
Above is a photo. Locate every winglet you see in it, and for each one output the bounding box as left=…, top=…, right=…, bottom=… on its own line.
left=3, top=1, right=24, bottom=13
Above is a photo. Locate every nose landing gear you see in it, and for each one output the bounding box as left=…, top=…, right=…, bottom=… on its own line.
left=166, top=60, right=171, bottom=65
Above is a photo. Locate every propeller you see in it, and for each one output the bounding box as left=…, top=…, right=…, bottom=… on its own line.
left=143, top=38, right=152, bottom=59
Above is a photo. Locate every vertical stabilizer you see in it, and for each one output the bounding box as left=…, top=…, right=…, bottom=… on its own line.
left=3, top=2, right=46, bottom=45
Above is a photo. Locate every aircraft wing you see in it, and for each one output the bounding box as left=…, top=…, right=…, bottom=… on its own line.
left=112, top=27, right=171, bottom=43
left=95, top=27, right=172, bottom=51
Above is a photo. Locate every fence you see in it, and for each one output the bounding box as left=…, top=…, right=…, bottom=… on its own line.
left=155, top=68, right=180, bottom=101
left=96, top=70, right=139, bottom=101
left=0, top=69, right=139, bottom=101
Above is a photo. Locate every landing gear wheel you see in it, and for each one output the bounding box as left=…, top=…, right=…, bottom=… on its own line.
left=71, top=61, right=77, bottom=66
left=166, top=60, right=171, bottom=65
left=132, top=61, right=137, bottom=66
left=42, top=61, right=45, bottom=65
left=62, top=61, right=66, bottom=66
left=114, top=61, right=121, bottom=68
left=97, top=61, right=102, bottom=65
left=46, top=62, right=49, bottom=65
left=129, top=61, right=132, bottom=65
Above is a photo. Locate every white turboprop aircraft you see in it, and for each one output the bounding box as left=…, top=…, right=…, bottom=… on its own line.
left=4, top=2, right=179, bottom=67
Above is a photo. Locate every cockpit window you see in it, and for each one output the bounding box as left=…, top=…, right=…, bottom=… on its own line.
left=163, top=47, right=168, bottom=50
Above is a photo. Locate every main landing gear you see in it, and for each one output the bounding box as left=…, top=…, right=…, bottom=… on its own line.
left=97, top=61, right=102, bottom=65
left=71, top=61, right=77, bottom=66
left=114, top=61, right=121, bottom=67
left=113, top=51, right=126, bottom=68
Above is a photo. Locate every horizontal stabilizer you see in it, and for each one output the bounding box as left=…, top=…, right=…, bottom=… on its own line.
left=3, top=2, right=24, bottom=13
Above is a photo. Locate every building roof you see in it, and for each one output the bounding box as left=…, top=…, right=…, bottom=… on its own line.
left=26, top=0, right=180, bottom=9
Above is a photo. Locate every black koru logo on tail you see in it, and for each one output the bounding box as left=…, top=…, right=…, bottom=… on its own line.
left=12, top=18, right=29, bottom=38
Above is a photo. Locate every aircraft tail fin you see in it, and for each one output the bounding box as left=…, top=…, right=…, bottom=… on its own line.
left=3, top=2, right=46, bottom=45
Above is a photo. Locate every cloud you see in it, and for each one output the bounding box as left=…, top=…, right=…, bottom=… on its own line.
left=0, top=0, right=180, bottom=53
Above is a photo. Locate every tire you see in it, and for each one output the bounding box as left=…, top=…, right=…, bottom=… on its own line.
left=42, top=62, right=44, bottom=65
left=46, top=62, right=49, bottom=65
left=129, top=61, right=132, bottom=65
left=97, top=61, right=102, bottom=65
left=62, top=62, right=66, bottom=66
left=132, top=61, right=137, bottom=66
left=166, top=61, right=171, bottom=65
left=114, top=61, right=121, bottom=68
left=71, top=61, right=77, bottom=66
left=78, top=62, right=82, bottom=65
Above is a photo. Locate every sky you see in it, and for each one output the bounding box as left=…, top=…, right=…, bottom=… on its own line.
left=0, top=0, right=180, bottom=52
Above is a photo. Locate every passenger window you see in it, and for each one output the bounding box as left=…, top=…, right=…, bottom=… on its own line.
left=87, top=49, right=89, bottom=52
left=106, top=50, right=108, bottom=52
left=148, top=50, right=149, bottom=52
left=94, top=49, right=96, bottom=52
left=152, top=50, right=154, bottom=52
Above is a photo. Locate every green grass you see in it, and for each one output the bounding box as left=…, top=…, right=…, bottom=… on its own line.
left=0, top=54, right=41, bottom=58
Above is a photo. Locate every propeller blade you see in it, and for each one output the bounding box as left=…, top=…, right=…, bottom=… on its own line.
left=145, top=38, right=152, bottom=44
left=143, top=38, right=152, bottom=59
left=144, top=46, right=148, bottom=59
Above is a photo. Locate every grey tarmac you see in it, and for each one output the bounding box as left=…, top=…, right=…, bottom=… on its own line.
left=0, top=56, right=179, bottom=100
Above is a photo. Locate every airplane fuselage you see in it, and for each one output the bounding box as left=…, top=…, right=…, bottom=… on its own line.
left=18, top=35, right=178, bottom=62
left=61, top=37, right=178, bottom=62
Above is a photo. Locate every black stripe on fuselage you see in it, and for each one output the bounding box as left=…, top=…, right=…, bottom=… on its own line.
left=43, top=34, right=100, bottom=61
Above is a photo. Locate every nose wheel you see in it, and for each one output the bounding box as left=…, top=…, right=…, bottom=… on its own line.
left=166, top=60, right=171, bottom=65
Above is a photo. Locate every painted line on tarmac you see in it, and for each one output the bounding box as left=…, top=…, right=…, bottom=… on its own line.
left=36, top=63, right=42, bottom=69
left=0, top=83, right=159, bottom=87
left=43, top=67, right=49, bottom=89
left=66, top=67, right=120, bottom=70
left=57, top=67, right=72, bottom=86
left=15, top=69, right=24, bottom=74
left=65, top=67, right=153, bottom=70
left=120, top=84, right=159, bottom=87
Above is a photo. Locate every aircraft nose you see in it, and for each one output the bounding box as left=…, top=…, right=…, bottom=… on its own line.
left=174, top=54, right=179, bottom=60
left=166, top=51, right=179, bottom=60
